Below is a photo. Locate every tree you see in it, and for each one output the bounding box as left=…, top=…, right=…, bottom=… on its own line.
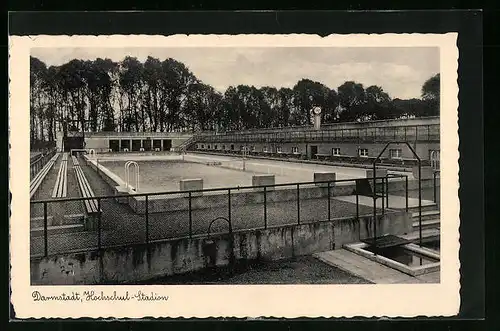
left=30, top=56, right=48, bottom=142
left=337, top=81, right=366, bottom=121
left=119, top=56, right=144, bottom=131
left=421, top=73, right=440, bottom=101
left=421, top=73, right=440, bottom=116
left=291, top=79, right=330, bottom=125
left=362, top=85, right=392, bottom=120
left=277, top=88, right=294, bottom=127
left=29, top=54, right=438, bottom=146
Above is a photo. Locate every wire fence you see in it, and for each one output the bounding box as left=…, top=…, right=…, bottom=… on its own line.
left=30, top=174, right=414, bottom=258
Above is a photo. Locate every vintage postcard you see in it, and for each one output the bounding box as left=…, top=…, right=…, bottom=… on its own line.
left=9, top=33, right=459, bottom=318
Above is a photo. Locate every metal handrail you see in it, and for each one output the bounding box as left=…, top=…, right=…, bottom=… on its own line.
left=31, top=175, right=407, bottom=204
left=31, top=173, right=413, bottom=258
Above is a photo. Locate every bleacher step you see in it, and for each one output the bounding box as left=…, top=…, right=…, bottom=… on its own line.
left=31, top=214, right=85, bottom=228
left=30, top=216, right=54, bottom=228
left=30, top=223, right=85, bottom=237
left=411, top=210, right=440, bottom=221
left=412, top=218, right=440, bottom=230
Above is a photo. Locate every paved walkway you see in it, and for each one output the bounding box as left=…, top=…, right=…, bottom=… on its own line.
left=314, top=249, right=439, bottom=284
left=333, top=195, right=437, bottom=210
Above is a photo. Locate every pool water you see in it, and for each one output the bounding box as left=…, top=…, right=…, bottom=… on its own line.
left=421, top=239, right=440, bottom=252
left=366, top=246, right=438, bottom=267
left=99, top=157, right=372, bottom=193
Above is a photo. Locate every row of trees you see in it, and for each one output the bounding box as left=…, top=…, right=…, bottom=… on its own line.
left=30, top=55, right=440, bottom=143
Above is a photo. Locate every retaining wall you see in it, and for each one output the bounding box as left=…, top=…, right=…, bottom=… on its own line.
left=31, top=210, right=410, bottom=285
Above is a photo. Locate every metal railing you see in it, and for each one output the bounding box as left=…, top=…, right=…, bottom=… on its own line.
left=30, top=174, right=412, bottom=258
left=195, top=124, right=440, bottom=144
left=200, top=117, right=440, bottom=136
left=30, top=149, right=57, bottom=180
left=433, top=170, right=441, bottom=203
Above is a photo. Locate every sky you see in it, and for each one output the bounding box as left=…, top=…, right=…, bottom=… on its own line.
left=31, top=47, right=439, bottom=100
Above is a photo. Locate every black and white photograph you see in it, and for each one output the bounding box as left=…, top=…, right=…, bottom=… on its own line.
left=10, top=33, right=459, bottom=318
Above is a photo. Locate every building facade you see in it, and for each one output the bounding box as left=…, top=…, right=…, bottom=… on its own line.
left=193, top=117, right=440, bottom=164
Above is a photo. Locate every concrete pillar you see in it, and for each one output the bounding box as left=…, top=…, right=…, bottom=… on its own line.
left=252, top=174, right=275, bottom=191
left=314, top=172, right=336, bottom=187
left=180, top=178, right=203, bottom=196
left=161, top=139, right=164, bottom=151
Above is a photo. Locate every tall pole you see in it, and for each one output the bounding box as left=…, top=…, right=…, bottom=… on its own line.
left=418, top=162, right=422, bottom=247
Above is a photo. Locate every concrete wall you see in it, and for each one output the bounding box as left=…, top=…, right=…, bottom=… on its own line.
left=85, top=157, right=126, bottom=189
left=31, top=210, right=410, bottom=285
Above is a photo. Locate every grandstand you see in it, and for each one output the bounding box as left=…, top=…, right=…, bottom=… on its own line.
left=192, top=116, right=440, bottom=168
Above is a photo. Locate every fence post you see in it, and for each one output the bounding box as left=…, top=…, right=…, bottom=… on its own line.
left=43, top=202, right=48, bottom=257
left=327, top=181, right=331, bottom=222
left=97, top=198, right=102, bottom=251
left=228, top=189, right=232, bottom=225
left=385, top=176, right=389, bottom=208
left=145, top=195, right=149, bottom=244
left=297, top=184, right=300, bottom=225
left=433, top=172, right=437, bottom=203
left=381, top=178, right=385, bottom=215
left=405, top=175, right=409, bottom=212
left=356, top=191, right=361, bottom=240
left=356, top=191, right=359, bottom=221
left=263, top=186, right=267, bottom=229
left=188, top=192, right=193, bottom=238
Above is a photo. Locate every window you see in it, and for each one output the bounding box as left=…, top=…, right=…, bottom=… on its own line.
left=292, top=147, right=298, bottom=154
left=214, top=145, right=218, bottom=150
left=240, top=145, right=244, bottom=151
left=231, top=144, right=234, bottom=150
left=276, top=146, right=282, bottom=153
left=201, top=144, right=205, bottom=149
left=332, top=148, right=340, bottom=156
left=358, top=148, right=368, bottom=157
left=208, top=145, right=211, bottom=149
left=263, top=146, right=268, bottom=152
left=222, top=145, right=226, bottom=150
left=389, top=149, right=402, bottom=159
